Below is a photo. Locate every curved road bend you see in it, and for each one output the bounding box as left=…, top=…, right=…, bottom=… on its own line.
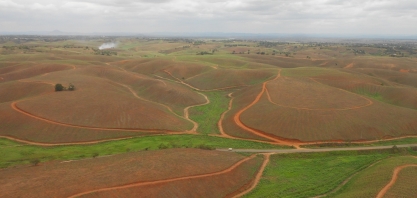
left=217, top=144, right=417, bottom=153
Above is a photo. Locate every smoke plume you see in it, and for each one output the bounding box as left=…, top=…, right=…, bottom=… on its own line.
left=99, top=42, right=117, bottom=50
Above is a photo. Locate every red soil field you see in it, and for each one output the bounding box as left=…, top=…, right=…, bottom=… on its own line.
left=220, top=67, right=417, bottom=143
left=242, top=54, right=323, bottom=68
left=0, top=81, right=52, bottom=103
left=163, top=62, right=213, bottom=80
left=80, top=66, right=206, bottom=114
left=75, top=155, right=262, bottom=198
left=192, top=56, right=277, bottom=69
left=15, top=78, right=191, bottom=131
left=315, top=78, right=417, bottom=110
left=265, top=77, right=371, bottom=110
left=116, top=58, right=176, bottom=75
left=0, top=149, right=250, bottom=198
left=0, top=64, right=73, bottom=82
left=0, top=102, right=150, bottom=144
left=355, top=68, right=417, bottom=88
left=221, top=85, right=273, bottom=142
left=240, top=96, right=417, bottom=142
left=0, top=63, right=28, bottom=74
left=185, top=69, right=276, bottom=90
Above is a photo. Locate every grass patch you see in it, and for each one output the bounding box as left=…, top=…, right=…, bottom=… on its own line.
left=330, top=155, right=417, bottom=198
left=189, top=91, right=230, bottom=135
left=0, top=134, right=290, bottom=169
left=302, top=137, right=417, bottom=148
left=245, top=149, right=413, bottom=198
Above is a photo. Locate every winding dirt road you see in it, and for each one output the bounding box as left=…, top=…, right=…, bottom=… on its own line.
left=184, top=92, right=210, bottom=132
left=67, top=154, right=257, bottom=198
left=218, top=93, right=235, bottom=138
left=232, top=70, right=301, bottom=148
left=103, top=63, right=211, bottom=131
left=232, top=153, right=272, bottom=198
left=376, top=163, right=417, bottom=198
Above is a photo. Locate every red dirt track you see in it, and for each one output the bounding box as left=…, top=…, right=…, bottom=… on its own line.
left=232, top=153, right=271, bottom=198
left=232, top=70, right=301, bottom=148
left=376, top=164, right=417, bottom=198
left=220, top=68, right=417, bottom=148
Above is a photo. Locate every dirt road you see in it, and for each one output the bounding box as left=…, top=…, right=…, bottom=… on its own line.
left=376, top=163, right=417, bottom=198
left=232, top=153, right=271, bottom=198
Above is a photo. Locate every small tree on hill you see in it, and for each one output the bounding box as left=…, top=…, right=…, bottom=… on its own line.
left=55, top=84, right=64, bottom=91
left=68, top=83, right=75, bottom=91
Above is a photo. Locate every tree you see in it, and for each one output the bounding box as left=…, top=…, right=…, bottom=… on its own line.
left=55, top=84, right=64, bottom=91
left=68, top=83, right=75, bottom=91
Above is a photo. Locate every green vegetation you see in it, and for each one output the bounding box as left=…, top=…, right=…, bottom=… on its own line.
left=330, top=155, right=417, bottom=198
left=354, top=88, right=385, bottom=102
left=189, top=91, right=230, bottom=135
left=302, top=137, right=417, bottom=148
left=245, top=148, right=416, bottom=198
left=55, top=83, right=64, bottom=91
left=0, top=134, right=290, bottom=168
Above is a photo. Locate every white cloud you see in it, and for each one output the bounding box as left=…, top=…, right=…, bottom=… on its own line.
left=0, top=0, right=416, bottom=35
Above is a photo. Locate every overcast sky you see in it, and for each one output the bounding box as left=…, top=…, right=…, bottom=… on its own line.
left=1, top=0, right=416, bottom=35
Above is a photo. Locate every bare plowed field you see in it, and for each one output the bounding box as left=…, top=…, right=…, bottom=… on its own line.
left=0, top=81, right=52, bottom=103
left=0, top=149, right=250, bottom=198
left=266, top=77, right=371, bottom=110
left=241, top=97, right=417, bottom=142
left=185, top=69, right=276, bottom=90
left=16, top=81, right=191, bottom=131
left=80, top=66, right=206, bottom=113
left=0, top=64, right=73, bottom=82
left=0, top=102, right=149, bottom=143
left=76, top=155, right=262, bottom=198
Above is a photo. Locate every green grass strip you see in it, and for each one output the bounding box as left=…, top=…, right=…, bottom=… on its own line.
left=0, top=134, right=290, bottom=169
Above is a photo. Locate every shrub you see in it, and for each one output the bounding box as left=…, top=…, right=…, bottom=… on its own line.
left=392, top=145, right=400, bottom=153
left=196, top=144, right=215, bottom=150
left=30, top=159, right=40, bottom=166
left=55, top=83, right=64, bottom=91
left=411, top=146, right=417, bottom=151
left=158, top=143, right=169, bottom=149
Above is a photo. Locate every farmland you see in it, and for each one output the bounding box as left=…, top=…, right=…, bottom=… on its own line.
left=245, top=148, right=417, bottom=198
left=0, top=149, right=261, bottom=198
left=1, top=35, right=417, bottom=197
